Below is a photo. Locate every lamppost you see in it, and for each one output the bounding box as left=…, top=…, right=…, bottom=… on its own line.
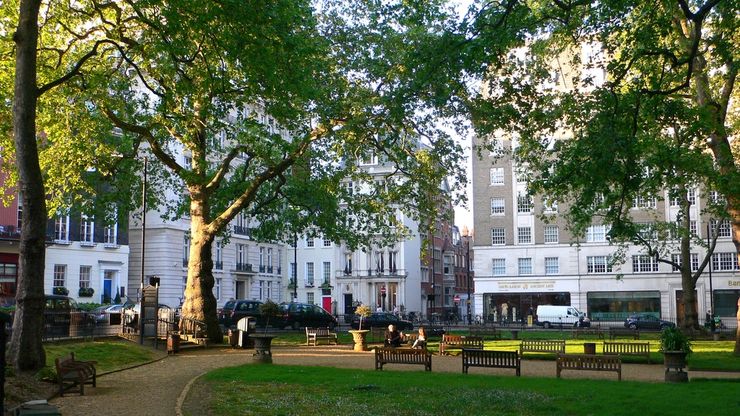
left=139, top=156, right=148, bottom=345
left=465, top=232, right=472, bottom=325
left=293, top=233, right=298, bottom=302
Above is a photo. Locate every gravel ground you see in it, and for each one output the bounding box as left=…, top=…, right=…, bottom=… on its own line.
left=49, top=344, right=740, bottom=416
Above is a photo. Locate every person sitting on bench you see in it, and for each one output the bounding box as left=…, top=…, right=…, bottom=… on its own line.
left=385, top=324, right=402, bottom=348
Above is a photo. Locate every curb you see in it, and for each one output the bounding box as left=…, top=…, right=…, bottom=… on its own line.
left=175, top=371, right=208, bottom=416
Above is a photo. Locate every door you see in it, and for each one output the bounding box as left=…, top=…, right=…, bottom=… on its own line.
left=103, top=279, right=112, bottom=304
left=343, top=293, right=353, bottom=316
left=322, top=296, right=332, bottom=314
left=236, top=281, right=246, bottom=299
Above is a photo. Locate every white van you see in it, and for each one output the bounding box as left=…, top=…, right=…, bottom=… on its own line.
left=535, top=305, right=588, bottom=328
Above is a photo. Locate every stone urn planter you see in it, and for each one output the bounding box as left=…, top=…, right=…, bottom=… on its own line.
left=348, top=330, right=369, bottom=352
left=662, top=351, right=688, bottom=382
left=251, top=334, right=276, bottom=364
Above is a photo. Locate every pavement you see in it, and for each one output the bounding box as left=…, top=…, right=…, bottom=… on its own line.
left=50, top=344, right=740, bottom=416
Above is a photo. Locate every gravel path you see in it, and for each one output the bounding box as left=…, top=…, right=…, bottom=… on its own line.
left=50, top=345, right=740, bottom=416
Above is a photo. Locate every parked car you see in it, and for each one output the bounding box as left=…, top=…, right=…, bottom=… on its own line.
left=91, top=304, right=123, bottom=323
left=218, top=299, right=264, bottom=329
left=350, top=312, right=414, bottom=331
left=624, top=313, right=675, bottom=330
left=277, top=302, right=337, bottom=330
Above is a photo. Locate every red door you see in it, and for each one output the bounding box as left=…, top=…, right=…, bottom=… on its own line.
left=322, top=296, right=332, bottom=313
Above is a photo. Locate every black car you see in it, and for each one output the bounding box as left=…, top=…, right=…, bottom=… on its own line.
left=350, top=312, right=414, bottom=331
left=277, top=302, right=337, bottom=330
left=218, top=300, right=264, bottom=329
left=624, top=313, right=675, bottom=330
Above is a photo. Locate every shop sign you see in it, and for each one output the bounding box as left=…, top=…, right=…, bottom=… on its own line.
left=496, top=281, right=555, bottom=291
left=729, top=280, right=740, bottom=287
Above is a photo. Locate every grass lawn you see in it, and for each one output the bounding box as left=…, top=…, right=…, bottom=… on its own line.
left=43, top=340, right=157, bottom=375
left=191, top=364, right=740, bottom=416
left=258, top=328, right=740, bottom=371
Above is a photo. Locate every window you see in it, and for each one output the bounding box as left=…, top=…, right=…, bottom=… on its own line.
left=79, top=265, right=91, bottom=289
left=306, top=237, right=314, bottom=248
left=305, top=262, right=314, bottom=286
left=517, top=194, right=533, bottom=213
left=53, top=264, right=66, bottom=288
left=215, top=278, right=221, bottom=300
left=234, top=212, right=248, bottom=235
left=711, top=219, right=732, bottom=238
left=344, top=253, right=353, bottom=274
left=388, top=251, right=397, bottom=272
left=518, top=258, right=532, bottom=275
left=492, top=259, right=506, bottom=276
left=632, top=195, right=656, bottom=209
left=670, top=188, right=697, bottom=206
left=236, top=244, right=246, bottom=266
left=104, top=223, right=118, bottom=245
left=690, top=220, right=698, bottom=237
left=709, top=191, right=724, bottom=204
left=632, top=255, right=659, bottom=273
left=323, top=238, right=332, bottom=247
left=543, top=200, right=558, bottom=213
left=587, top=256, right=612, bottom=274
left=517, top=227, right=532, bottom=244
left=183, top=236, right=190, bottom=265
left=323, top=261, right=331, bottom=283
left=671, top=253, right=699, bottom=272
left=54, top=215, right=70, bottom=241
left=586, top=225, right=609, bottom=242
left=712, top=253, right=739, bottom=271
left=491, top=228, right=505, bottom=245
left=80, top=215, right=94, bottom=244
left=636, top=223, right=657, bottom=240
left=214, top=241, right=223, bottom=270
left=306, top=292, right=315, bottom=305
left=259, top=247, right=265, bottom=268
left=490, top=198, right=505, bottom=216
left=545, top=257, right=559, bottom=275
left=544, top=225, right=559, bottom=244
left=267, top=248, right=273, bottom=269
left=16, top=192, right=22, bottom=229
left=489, top=168, right=504, bottom=185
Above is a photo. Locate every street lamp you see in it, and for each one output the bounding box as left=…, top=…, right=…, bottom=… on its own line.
left=465, top=232, right=472, bottom=325
left=293, top=233, right=298, bottom=302
left=139, top=156, right=148, bottom=345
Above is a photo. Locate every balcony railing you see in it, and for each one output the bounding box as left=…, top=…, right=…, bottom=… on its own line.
left=214, top=261, right=223, bottom=270
left=182, top=259, right=189, bottom=267
left=259, top=265, right=266, bottom=273
left=236, top=263, right=253, bottom=272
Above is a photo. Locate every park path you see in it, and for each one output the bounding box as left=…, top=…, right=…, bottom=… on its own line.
left=50, top=345, right=740, bottom=416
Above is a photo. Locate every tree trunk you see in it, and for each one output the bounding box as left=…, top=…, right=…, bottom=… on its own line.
left=735, top=297, right=740, bottom=356
left=179, top=198, right=222, bottom=343
left=678, top=197, right=699, bottom=330
left=8, top=0, right=47, bottom=373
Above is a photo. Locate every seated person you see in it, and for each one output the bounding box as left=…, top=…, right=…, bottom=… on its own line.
left=412, top=327, right=427, bottom=349
left=384, top=324, right=402, bottom=348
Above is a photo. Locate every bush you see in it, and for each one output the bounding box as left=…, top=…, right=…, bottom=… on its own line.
left=52, top=287, right=69, bottom=296
left=78, top=287, right=95, bottom=297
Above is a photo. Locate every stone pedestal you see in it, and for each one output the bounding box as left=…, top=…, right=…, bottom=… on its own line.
left=251, top=334, right=276, bottom=364
left=349, top=330, right=369, bottom=352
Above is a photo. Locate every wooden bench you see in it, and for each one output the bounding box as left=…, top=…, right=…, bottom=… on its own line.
left=556, top=354, right=622, bottom=381
left=462, top=349, right=521, bottom=376
left=603, top=341, right=651, bottom=363
left=571, top=328, right=604, bottom=340
left=306, top=327, right=338, bottom=346
left=440, top=335, right=484, bottom=354
left=55, top=352, right=97, bottom=396
left=519, top=340, right=566, bottom=357
left=402, top=333, right=427, bottom=349
left=609, top=328, right=640, bottom=340
left=374, top=347, right=432, bottom=371
left=468, top=326, right=502, bottom=340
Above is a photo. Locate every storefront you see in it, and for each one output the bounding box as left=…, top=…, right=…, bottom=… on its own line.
left=482, top=292, right=571, bottom=324
left=586, top=291, right=661, bottom=322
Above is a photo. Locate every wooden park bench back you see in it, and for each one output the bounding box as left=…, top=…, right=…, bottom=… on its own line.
left=374, top=347, right=432, bottom=371
left=556, top=353, right=622, bottom=381
left=461, top=349, right=521, bottom=376
left=55, top=352, right=97, bottom=396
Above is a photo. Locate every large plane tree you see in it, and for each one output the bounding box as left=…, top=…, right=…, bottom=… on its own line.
left=461, top=1, right=737, bottom=348
left=80, top=0, right=469, bottom=342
